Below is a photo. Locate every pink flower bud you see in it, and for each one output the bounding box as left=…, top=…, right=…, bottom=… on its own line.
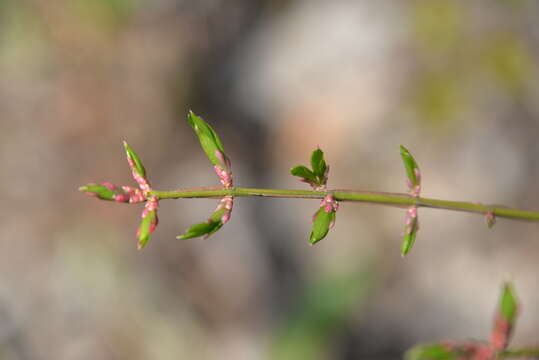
left=215, top=195, right=234, bottom=224
left=101, top=182, right=117, bottom=191
left=213, top=165, right=233, bottom=188
left=485, top=211, right=496, bottom=228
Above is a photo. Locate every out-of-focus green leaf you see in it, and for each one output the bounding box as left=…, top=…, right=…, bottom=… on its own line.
left=412, top=0, right=464, bottom=52
left=499, top=282, right=518, bottom=325
left=271, top=267, right=374, bottom=360
left=405, top=343, right=466, bottom=360
left=73, top=0, right=134, bottom=31
left=481, top=35, right=535, bottom=94
left=412, top=72, right=461, bottom=126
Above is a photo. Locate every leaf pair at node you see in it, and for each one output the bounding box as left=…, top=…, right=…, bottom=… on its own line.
left=80, top=142, right=158, bottom=250
left=400, top=145, right=421, bottom=256
left=292, top=149, right=338, bottom=245
left=178, top=112, right=234, bottom=240
left=291, top=148, right=329, bottom=190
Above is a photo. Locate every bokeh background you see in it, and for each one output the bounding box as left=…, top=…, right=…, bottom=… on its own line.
left=1, top=0, right=539, bottom=359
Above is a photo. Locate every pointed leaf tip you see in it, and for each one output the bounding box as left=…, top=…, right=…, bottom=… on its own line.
left=401, top=206, right=419, bottom=256
left=123, top=141, right=146, bottom=179
left=137, top=210, right=156, bottom=250
left=187, top=111, right=230, bottom=173
left=177, top=220, right=223, bottom=240
left=401, top=231, right=417, bottom=256
left=311, top=148, right=325, bottom=175
left=400, top=145, right=421, bottom=196
left=490, top=282, right=519, bottom=351
left=500, top=282, right=518, bottom=325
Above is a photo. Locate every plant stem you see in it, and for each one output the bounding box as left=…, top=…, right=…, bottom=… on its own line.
left=498, top=348, right=539, bottom=358
left=149, top=187, right=539, bottom=222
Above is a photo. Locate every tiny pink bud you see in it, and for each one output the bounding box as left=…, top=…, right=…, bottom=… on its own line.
left=317, top=194, right=339, bottom=216
left=101, top=182, right=117, bottom=191
left=215, top=149, right=231, bottom=171
left=414, top=167, right=421, bottom=184
left=221, top=212, right=230, bottom=224
left=485, top=211, right=496, bottom=228
left=215, top=195, right=234, bottom=224
left=404, top=206, right=419, bottom=234
left=213, top=165, right=233, bottom=188
left=113, top=194, right=130, bottom=203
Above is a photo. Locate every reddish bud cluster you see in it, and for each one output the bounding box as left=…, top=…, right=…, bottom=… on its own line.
left=215, top=195, right=234, bottom=224
left=405, top=206, right=419, bottom=235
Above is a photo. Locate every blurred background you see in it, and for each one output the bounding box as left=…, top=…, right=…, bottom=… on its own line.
left=1, top=0, right=539, bottom=359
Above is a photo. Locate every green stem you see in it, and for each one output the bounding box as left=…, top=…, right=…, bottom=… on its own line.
left=498, top=348, right=539, bottom=358
left=148, top=187, right=539, bottom=222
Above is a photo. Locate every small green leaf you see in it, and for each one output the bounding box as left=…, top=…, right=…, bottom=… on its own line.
left=208, top=207, right=227, bottom=223
left=79, top=184, right=116, bottom=200
left=177, top=205, right=227, bottom=240
left=500, top=282, right=518, bottom=325
left=310, top=208, right=335, bottom=245
left=292, top=148, right=329, bottom=189
left=401, top=222, right=418, bottom=256
left=401, top=230, right=417, bottom=256
left=401, top=207, right=419, bottom=256
left=310, top=148, right=327, bottom=181
left=187, top=111, right=230, bottom=170
left=138, top=210, right=156, bottom=250
left=123, top=141, right=146, bottom=178
left=79, top=183, right=131, bottom=202
left=405, top=343, right=466, bottom=360
left=400, top=145, right=420, bottom=192
left=290, top=165, right=317, bottom=183
left=177, top=220, right=223, bottom=240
